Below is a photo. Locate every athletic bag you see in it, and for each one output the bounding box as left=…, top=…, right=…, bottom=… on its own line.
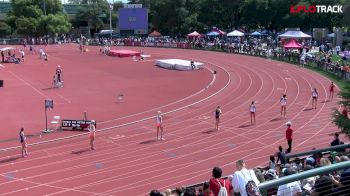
left=217, top=179, right=228, bottom=196
left=242, top=170, right=262, bottom=196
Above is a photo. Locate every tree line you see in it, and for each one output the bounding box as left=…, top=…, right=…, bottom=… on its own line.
left=0, top=0, right=349, bottom=37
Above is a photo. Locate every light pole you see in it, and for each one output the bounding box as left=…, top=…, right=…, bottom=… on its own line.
left=43, top=0, right=46, bottom=15
left=109, top=3, right=113, bottom=38
left=109, top=4, right=113, bottom=30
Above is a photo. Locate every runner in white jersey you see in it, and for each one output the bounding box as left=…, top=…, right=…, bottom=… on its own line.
left=156, top=111, right=164, bottom=140
left=88, top=120, right=96, bottom=150
left=312, top=88, right=318, bottom=109
left=280, top=94, right=287, bottom=118
left=249, top=101, right=256, bottom=125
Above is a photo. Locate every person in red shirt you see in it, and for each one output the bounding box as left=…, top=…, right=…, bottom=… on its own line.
left=285, top=121, right=293, bottom=153
left=209, top=166, right=233, bottom=196
left=329, top=81, right=335, bottom=101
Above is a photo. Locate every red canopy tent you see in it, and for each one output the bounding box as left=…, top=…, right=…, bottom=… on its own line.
left=283, top=39, right=302, bottom=49
left=149, top=30, right=161, bottom=37
left=212, top=28, right=226, bottom=35
left=187, top=31, right=201, bottom=38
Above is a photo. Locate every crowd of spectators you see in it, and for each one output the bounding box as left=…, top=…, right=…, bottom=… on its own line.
left=149, top=136, right=350, bottom=196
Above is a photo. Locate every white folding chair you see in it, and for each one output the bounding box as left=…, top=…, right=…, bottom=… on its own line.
left=51, top=116, right=61, bottom=130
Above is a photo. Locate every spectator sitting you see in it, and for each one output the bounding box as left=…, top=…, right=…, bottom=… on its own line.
left=164, top=189, right=172, bottom=196
left=277, top=168, right=302, bottom=196
left=331, top=133, right=340, bottom=146
left=305, top=157, right=315, bottom=167
left=269, top=155, right=276, bottom=170
left=301, top=165, right=316, bottom=195
left=183, top=187, right=196, bottom=196
left=209, top=166, right=233, bottom=196
left=340, top=155, right=350, bottom=162
left=338, top=167, right=350, bottom=194
left=312, top=175, right=335, bottom=196
left=276, top=146, right=287, bottom=165
left=230, top=160, right=260, bottom=196
left=149, top=190, right=162, bottom=196
left=199, top=182, right=210, bottom=196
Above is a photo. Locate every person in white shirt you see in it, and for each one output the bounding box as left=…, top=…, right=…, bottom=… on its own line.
left=280, top=94, right=287, bottom=118
left=277, top=168, right=302, bottom=196
left=230, top=160, right=260, bottom=196
left=336, top=45, right=341, bottom=55
left=19, top=49, right=25, bottom=62
left=156, top=111, right=164, bottom=140
left=249, top=101, right=256, bottom=125
left=88, top=120, right=96, bottom=150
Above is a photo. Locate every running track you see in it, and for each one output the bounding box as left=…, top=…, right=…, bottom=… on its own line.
left=0, top=46, right=342, bottom=195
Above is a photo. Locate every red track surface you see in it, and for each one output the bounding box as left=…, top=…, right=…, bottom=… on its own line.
left=0, top=45, right=344, bottom=195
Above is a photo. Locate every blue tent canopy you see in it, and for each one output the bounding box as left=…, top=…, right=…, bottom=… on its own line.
left=206, top=31, right=220, bottom=36
left=251, top=31, right=261, bottom=36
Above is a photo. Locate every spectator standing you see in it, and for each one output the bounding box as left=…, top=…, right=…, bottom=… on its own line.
left=231, top=160, right=260, bottom=196
left=336, top=45, right=341, bottom=55
left=1, top=51, right=4, bottom=62
left=19, top=49, right=25, bottom=62
left=209, top=166, right=233, bottom=196
left=285, top=121, right=293, bottom=153
left=331, top=133, right=340, bottom=146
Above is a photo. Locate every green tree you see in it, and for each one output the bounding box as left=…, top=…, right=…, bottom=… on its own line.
left=333, top=85, right=350, bottom=137
left=6, top=0, right=71, bottom=37
left=0, top=22, right=12, bottom=37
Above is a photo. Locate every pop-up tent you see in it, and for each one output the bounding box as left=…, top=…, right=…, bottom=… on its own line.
left=227, top=30, right=244, bottom=37
left=278, top=30, right=311, bottom=38
left=206, top=31, right=220, bottom=36
left=283, top=39, right=302, bottom=49
left=149, top=30, right=161, bottom=37
left=187, top=31, right=201, bottom=38
left=251, top=31, right=261, bottom=36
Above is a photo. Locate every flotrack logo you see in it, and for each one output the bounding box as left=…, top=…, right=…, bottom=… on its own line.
left=290, top=5, right=343, bottom=13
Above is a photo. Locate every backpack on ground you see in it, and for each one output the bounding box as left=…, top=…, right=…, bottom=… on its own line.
left=241, top=170, right=262, bottom=196
left=217, top=179, right=228, bottom=196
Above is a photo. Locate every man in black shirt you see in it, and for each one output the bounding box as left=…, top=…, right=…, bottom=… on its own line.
left=331, top=133, right=340, bottom=146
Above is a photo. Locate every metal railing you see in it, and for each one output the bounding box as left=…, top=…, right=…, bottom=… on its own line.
left=286, top=143, right=350, bottom=159
left=259, top=161, right=350, bottom=195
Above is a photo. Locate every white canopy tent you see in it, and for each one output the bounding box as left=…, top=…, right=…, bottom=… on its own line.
left=278, top=30, right=311, bottom=38
left=227, top=30, right=244, bottom=37
left=0, top=47, right=15, bottom=52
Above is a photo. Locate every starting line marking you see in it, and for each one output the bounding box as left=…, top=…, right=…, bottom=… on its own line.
left=109, top=135, right=125, bottom=140
left=198, top=116, right=210, bottom=120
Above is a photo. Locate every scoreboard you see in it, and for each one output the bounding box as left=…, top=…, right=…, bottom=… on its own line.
left=118, top=4, right=148, bottom=34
